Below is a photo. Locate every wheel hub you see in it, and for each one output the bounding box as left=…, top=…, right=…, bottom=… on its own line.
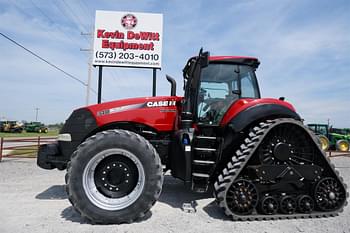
left=274, top=143, right=291, bottom=161
left=94, top=156, right=138, bottom=198
left=107, top=167, right=125, bottom=186
left=329, top=192, right=336, bottom=200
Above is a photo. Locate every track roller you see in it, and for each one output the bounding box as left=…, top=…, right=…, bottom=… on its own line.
left=279, top=195, right=296, bottom=214
left=260, top=195, right=278, bottom=215
left=297, top=195, right=314, bottom=213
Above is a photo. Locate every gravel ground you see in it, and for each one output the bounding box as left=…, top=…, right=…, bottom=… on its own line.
left=0, top=156, right=349, bottom=233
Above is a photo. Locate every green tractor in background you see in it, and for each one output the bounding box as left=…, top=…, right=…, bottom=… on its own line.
left=307, top=124, right=350, bottom=152
left=330, top=127, right=350, bottom=152
left=25, top=122, right=48, bottom=133
left=0, top=121, right=24, bottom=133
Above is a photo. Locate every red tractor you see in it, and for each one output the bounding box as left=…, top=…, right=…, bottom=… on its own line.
left=38, top=49, right=347, bottom=223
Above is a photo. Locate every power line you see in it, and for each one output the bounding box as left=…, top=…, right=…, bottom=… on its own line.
left=1, top=32, right=85, bottom=87
left=61, top=0, right=89, bottom=32
left=28, top=0, right=80, bottom=47
left=52, top=1, right=89, bottom=44
left=1, top=32, right=105, bottom=101
left=77, top=0, right=94, bottom=23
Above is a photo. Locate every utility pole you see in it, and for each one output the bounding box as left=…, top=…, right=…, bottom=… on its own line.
left=81, top=30, right=94, bottom=106
left=35, top=108, right=40, bottom=121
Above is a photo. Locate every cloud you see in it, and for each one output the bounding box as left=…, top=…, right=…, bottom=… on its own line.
left=0, top=0, right=349, bottom=128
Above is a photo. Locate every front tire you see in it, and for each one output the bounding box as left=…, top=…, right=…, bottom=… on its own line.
left=66, top=129, right=163, bottom=224
left=336, top=140, right=349, bottom=152
left=317, top=135, right=330, bottom=151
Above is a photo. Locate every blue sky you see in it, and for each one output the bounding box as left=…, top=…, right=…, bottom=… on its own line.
left=0, top=0, right=349, bottom=127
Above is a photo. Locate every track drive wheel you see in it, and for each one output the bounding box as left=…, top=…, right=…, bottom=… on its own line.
left=65, top=129, right=163, bottom=224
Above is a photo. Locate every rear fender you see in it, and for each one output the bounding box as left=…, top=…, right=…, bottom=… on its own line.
left=228, top=104, right=301, bottom=132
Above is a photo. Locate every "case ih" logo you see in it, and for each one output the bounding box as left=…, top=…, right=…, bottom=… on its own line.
left=146, top=100, right=176, bottom=107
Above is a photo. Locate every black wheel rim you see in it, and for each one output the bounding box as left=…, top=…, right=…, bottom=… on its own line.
left=297, top=195, right=314, bottom=213
left=226, top=179, right=258, bottom=215
left=260, top=196, right=278, bottom=215
left=314, top=177, right=345, bottom=211
left=82, top=148, right=145, bottom=210
left=258, top=123, right=314, bottom=165
left=280, top=195, right=296, bottom=214
left=94, top=154, right=139, bottom=198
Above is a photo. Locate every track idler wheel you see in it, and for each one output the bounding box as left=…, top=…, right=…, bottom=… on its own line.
left=260, top=195, right=278, bottom=215
left=280, top=195, right=296, bottom=214
left=314, top=177, right=346, bottom=211
left=226, top=179, right=259, bottom=215
left=297, top=195, right=314, bottom=213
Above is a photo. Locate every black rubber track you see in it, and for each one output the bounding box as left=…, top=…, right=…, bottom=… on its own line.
left=65, top=129, right=163, bottom=224
left=214, top=118, right=348, bottom=221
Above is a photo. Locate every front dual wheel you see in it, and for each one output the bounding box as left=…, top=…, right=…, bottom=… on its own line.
left=66, top=129, right=163, bottom=224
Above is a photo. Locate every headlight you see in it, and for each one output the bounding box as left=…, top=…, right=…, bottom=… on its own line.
left=57, top=133, right=72, bottom=142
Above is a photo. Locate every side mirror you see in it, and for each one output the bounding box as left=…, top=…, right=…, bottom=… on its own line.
left=200, top=51, right=210, bottom=68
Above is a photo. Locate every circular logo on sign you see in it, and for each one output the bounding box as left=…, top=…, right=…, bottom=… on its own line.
left=121, top=14, right=137, bottom=29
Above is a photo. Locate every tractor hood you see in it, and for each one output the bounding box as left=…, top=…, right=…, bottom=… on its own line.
left=85, top=96, right=183, bottom=132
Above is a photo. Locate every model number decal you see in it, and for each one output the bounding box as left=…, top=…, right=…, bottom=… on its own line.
left=146, top=100, right=176, bottom=107
left=97, top=103, right=144, bottom=116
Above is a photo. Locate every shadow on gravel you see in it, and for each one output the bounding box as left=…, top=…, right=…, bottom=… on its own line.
left=39, top=175, right=226, bottom=224
left=159, top=175, right=231, bottom=220
left=61, top=206, right=88, bottom=224
left=35, top=185, right=67, bottom=200
left=60, top=206, right=152, bottom=224
left=158, top=175, right=212, bottom=208
left=203, top=201, right=231, bottom=221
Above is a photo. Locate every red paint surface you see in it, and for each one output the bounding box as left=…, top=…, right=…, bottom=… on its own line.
left=220, top=98, right=296, bottom=126
left=209, top=56, right=258, bottom=61
left=86, top=96, right=183, bottom=132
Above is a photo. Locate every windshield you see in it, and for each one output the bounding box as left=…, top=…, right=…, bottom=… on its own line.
left=197, top=63, right=259, bottom=125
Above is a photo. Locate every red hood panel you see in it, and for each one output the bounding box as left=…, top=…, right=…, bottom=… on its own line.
left=85, top=96, right=183, bottom=131
left=220, top=98, right=296, bottom=126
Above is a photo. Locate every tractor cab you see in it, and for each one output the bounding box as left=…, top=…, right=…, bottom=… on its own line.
left=181, top=50, right=260, bottom=126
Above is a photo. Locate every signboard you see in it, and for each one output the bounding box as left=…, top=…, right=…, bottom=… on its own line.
left=93, top=10, right=163, bottom=69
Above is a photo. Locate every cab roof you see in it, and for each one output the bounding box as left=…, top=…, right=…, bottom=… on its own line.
left=209, top=56, right=260, bottom=68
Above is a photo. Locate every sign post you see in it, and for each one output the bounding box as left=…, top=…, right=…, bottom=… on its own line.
left=97, top=66, right=103, bottom=103
left=152, top=68, right=157, bottom=97
left=92, top=11, right=163, bottom=102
